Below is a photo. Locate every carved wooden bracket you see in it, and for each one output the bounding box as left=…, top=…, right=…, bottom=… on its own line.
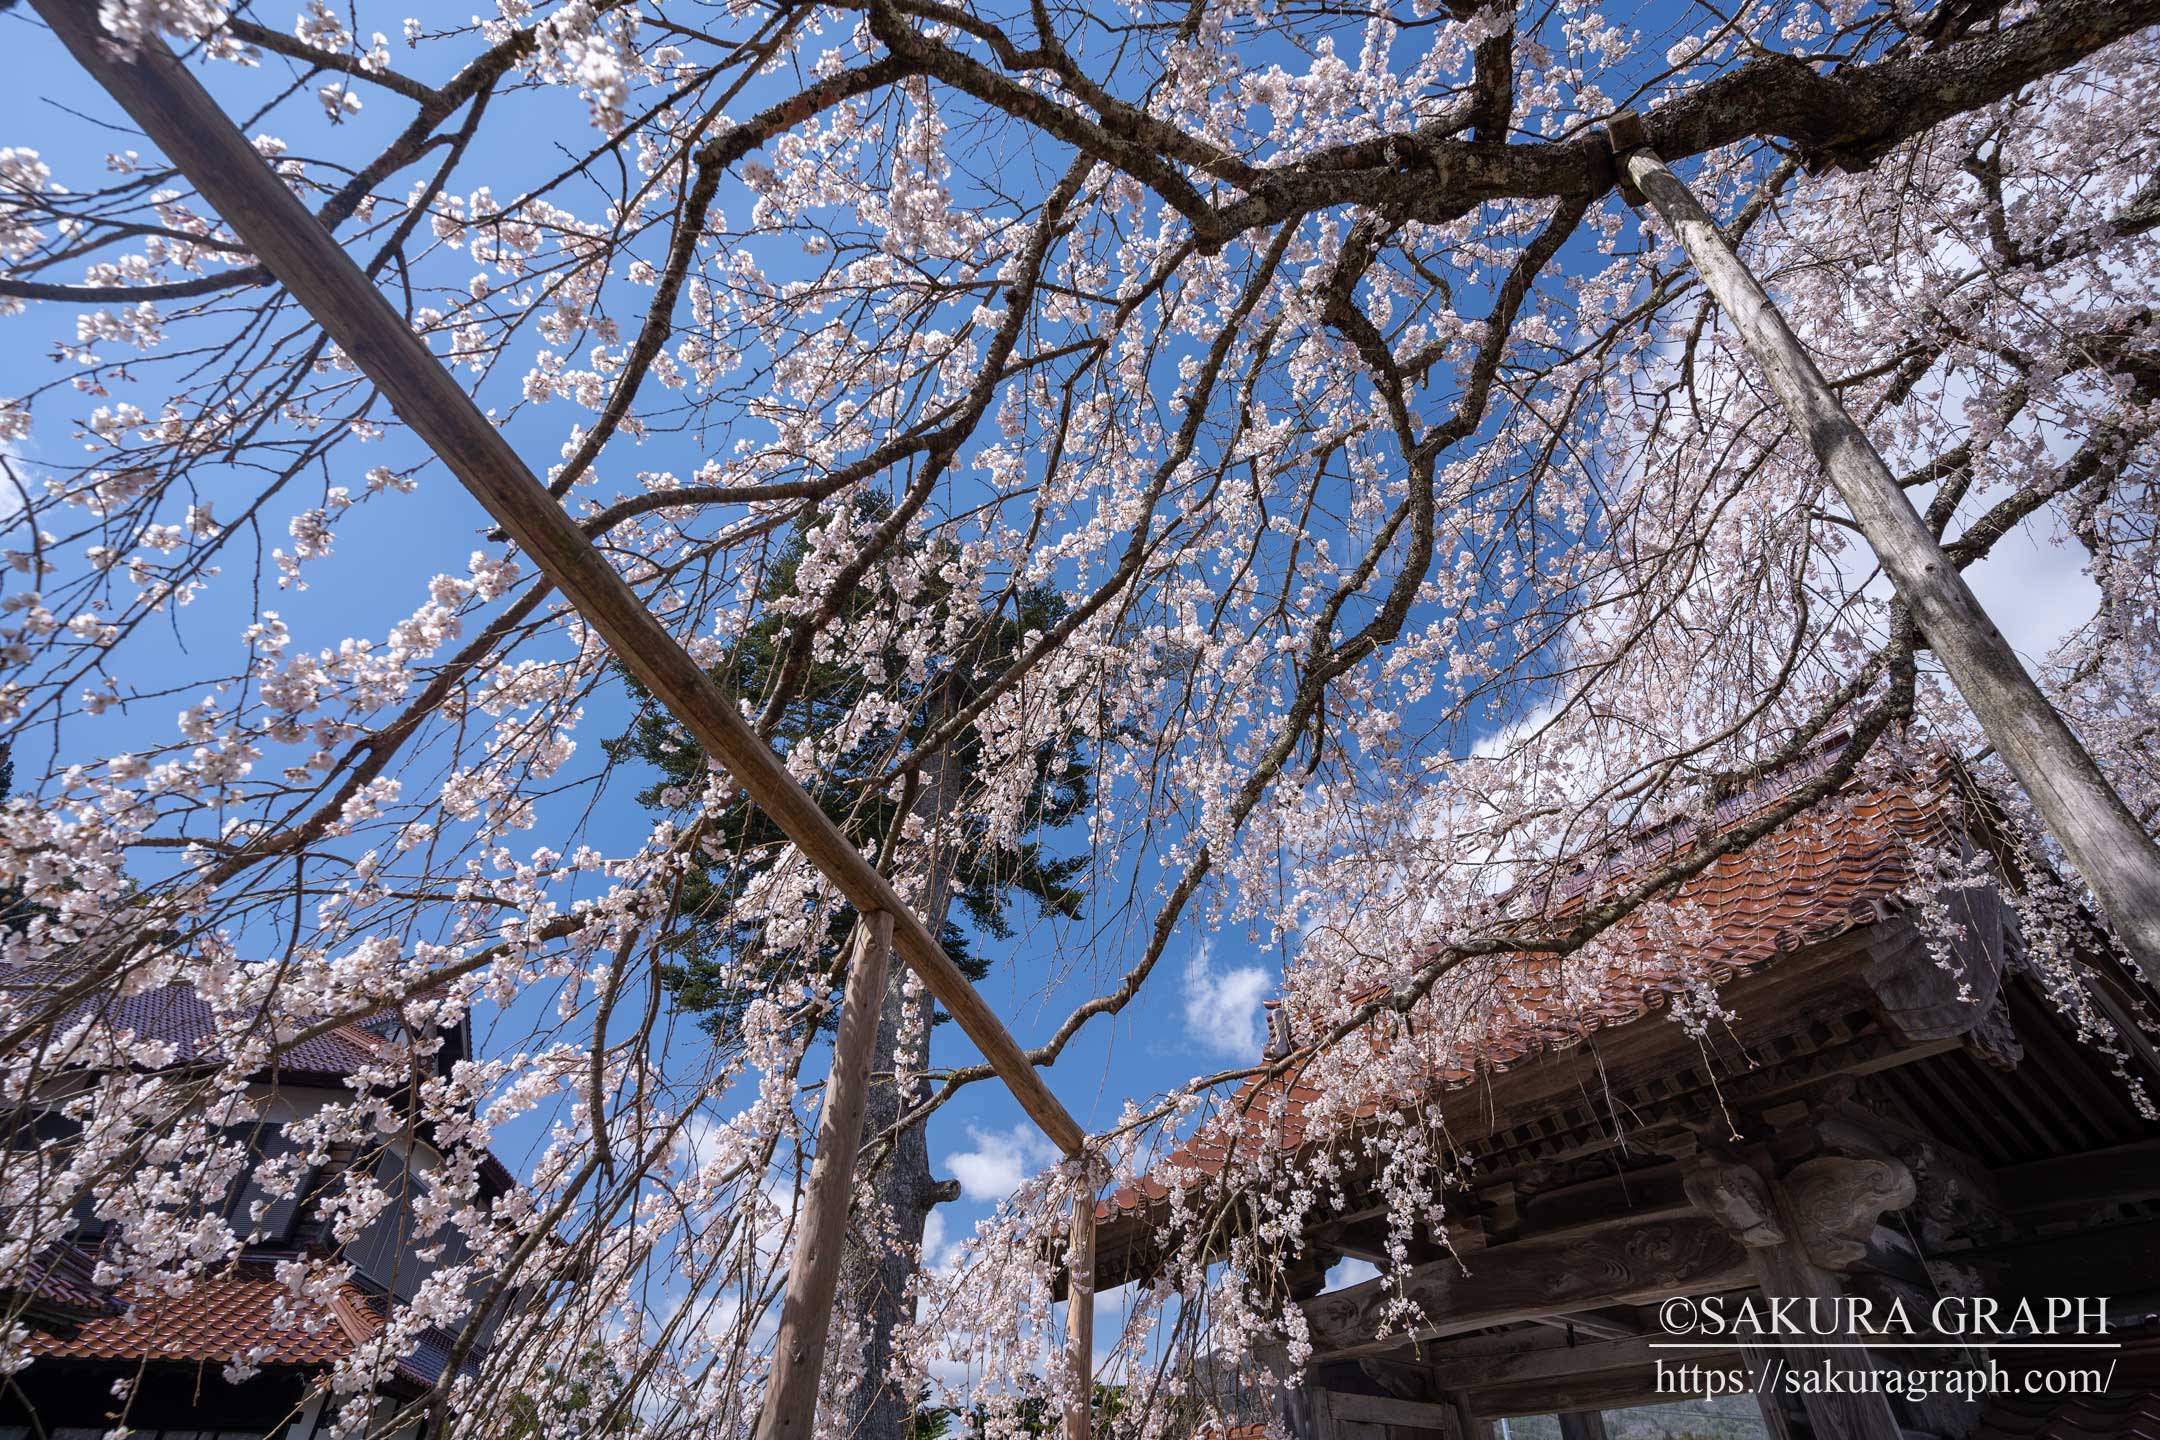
left=1683, top=1161, right=1788, bottom=1249
left=1783, top=1154, right=1916, bottom=1271
left=1815, top=1100, right=2007, bottom=1248
left=1858, top=859, right=2020, bottom=1063
left=1963, top=989, right=2024, bottom=1070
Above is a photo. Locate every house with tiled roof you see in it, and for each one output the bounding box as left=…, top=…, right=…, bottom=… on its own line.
left=0, top=984, right=518, bottom=1440
left=1084, top=756, right=2160, bottom=1440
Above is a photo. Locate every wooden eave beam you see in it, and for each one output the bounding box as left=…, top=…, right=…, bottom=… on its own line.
left=1299, top=1214, right=1749, bottom=1361
left=1091, top=929, right=1907, bottom=1287
left=1424, top=1332, right=1719, bottom=1391
left=1525, top=1307, right=1642, bottom=1341
left=1969, top=1215, right=2160, bottom=1299
left=1996, top=1138, right=2160, bottom=1219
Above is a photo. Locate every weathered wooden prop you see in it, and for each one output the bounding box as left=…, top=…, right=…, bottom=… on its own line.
left=1063, top=1164, right=1100, bottom=1440
left=1603, top=111, right=2160, bottom=973
left=1557, top=1409, right=1611, bottom=1440
left=756, top=911, right=893, bottom=1440
left=1733, top=1157, right=1912, bottom=1440
left=32, top=6, right=1097, bottom=1434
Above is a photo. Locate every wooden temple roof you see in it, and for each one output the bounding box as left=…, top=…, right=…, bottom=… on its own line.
left=1094, top=758, right=1965, bottom=1248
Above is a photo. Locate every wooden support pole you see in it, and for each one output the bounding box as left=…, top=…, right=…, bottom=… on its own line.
left=1736, top=1173, right=1904, bottom=1440
left=754, top=910, right=893, bottom=1440
left=1738, top=1342, right=1799, bottom=1440
left=34, top=0, right=1085, bottom=1158
left=1557, top=1409, right=1611, bottom=1440
left=1605, top=114, right=2160, bottom=972
left=1062, top=1170, right=1098, bottom=1440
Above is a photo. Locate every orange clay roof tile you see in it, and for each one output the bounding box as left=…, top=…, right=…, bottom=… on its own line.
left=28, top=1261, right=369, bottom=1368
left=26, top=1262, right=482, bottom=1390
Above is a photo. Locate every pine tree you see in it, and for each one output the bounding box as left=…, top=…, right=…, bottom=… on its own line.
left=607, top=503, right=1092, bottom=1439
left=605, top=506, right=1089, bottom=1037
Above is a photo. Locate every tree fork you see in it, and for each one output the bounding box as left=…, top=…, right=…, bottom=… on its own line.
left=1604, top=113, right=2160, bottom=972
left=30, top=1, right=1089, bottom=1159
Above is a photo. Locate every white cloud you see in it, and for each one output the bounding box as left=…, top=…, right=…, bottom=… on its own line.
left=944, top=1123, right=1060, bottom=1203
left=1179, top=940, right=1270, bottom=1058
left=919, top=1207, right=956, bottom=1274
left=1322, top=1257, right=1379, bottom=1292
left=1090, top=1281, right=1133, bottom=1364
left=1962, top=514, right=2098, bottom=675
left=1468, top=696, right=1562, bottom=761
left=0, top=437, right=34, bottom=527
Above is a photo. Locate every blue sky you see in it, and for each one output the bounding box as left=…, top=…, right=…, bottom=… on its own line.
left=0, top=2, right=2107, bottom=1390
left=0, top=3, right=1293, bottom=1307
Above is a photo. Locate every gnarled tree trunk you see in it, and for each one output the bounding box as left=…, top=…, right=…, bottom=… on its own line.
left=839, top=717, right=964, bottom=1440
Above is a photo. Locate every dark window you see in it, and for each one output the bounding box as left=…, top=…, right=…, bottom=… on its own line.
left=226, top=1126, right=319, bottom=1246
left=7, top=1111, right=104, bottom=1239
left=344, top=1144, right=447, bottom=1304
left=471, top=1288, right=510, bottom=1353
left=343, top=1144, right=408, bottom=1296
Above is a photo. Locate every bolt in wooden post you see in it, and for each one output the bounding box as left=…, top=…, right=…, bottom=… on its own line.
left=1606, top=115, right=2160, bottom=972
left=755, top=910, right=893, bottom=1440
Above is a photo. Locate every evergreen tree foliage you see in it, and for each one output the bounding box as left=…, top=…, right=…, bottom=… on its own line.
left=604, top=507, right=1092, bottom=1034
